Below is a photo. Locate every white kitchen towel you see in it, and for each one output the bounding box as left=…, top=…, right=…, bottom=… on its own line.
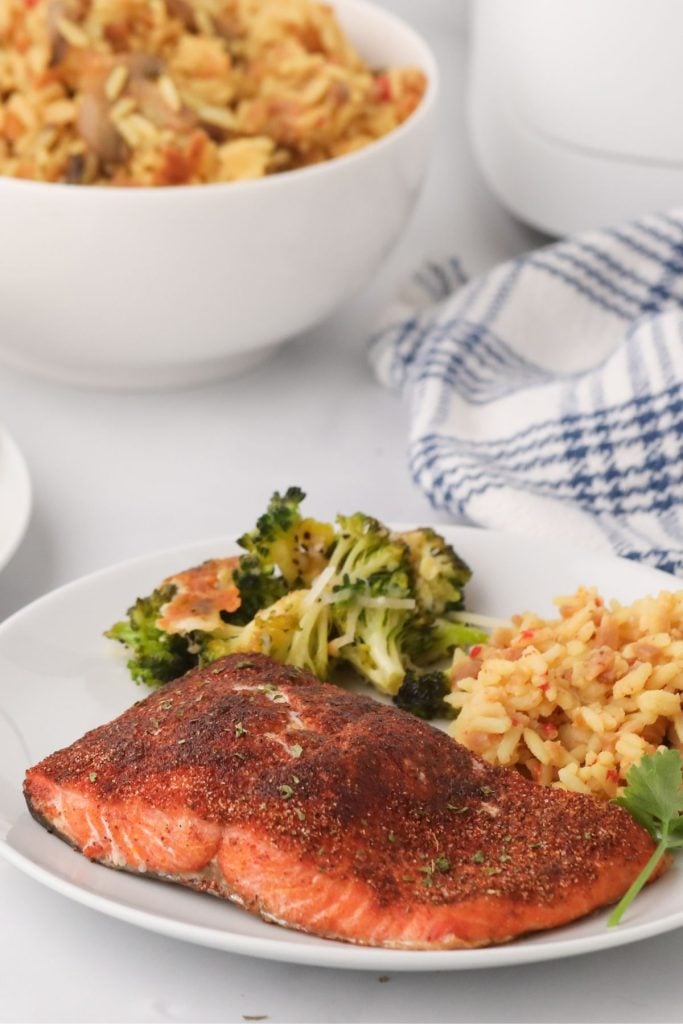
left=369, top=211, right=683, bottom=575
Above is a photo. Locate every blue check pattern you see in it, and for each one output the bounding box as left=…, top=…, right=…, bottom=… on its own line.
left=370, top=212, right=683, bottom=575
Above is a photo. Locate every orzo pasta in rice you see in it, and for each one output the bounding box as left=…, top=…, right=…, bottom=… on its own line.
left=447, top=587, right=683, bottom=800
left=0, top=0, right=426, bottom=185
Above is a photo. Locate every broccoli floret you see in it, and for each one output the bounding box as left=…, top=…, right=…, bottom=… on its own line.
left=105, top=584, right=198, bottom=687
left=323, top=514, right=416, bottom=694
left=221, top=487, right=335, bottom=624
left=237, top=487, right=334, bottom=589
left=241, top=485, right=305, bottom=550
left=405, top=616, right=488, bottom=666
left=202, top=589, right=333, bottom=680
left=229, top=487, right=308, bottom=620
left=206, top=514, right=416, bottom=692
left=228, top=553, right=290, bottom=625
left=106, top=492, right=486, bottom=704
left=213, top=512, right=418, bottom=694
left=400, top=527, right=472, bottom=615
left=392, top=669, right=456, bottom=720
left=398, top=527, right=484, bottom=665
left=332, top=606, right=407, bottom=695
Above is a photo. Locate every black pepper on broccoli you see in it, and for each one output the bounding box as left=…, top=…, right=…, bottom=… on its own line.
left=236, top=485, right=335, bottom=591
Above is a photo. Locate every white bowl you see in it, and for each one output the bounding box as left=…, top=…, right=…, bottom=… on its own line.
left=0, top=0, right=437, bottom=389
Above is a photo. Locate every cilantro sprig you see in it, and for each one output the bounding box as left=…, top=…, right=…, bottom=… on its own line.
left=608, top=748, right=683, bottom=926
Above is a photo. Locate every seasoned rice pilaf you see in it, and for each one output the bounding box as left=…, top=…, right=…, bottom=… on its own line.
left=448, top=587, right=683, bottom=799
left=0, top=0, right=426, bottom=185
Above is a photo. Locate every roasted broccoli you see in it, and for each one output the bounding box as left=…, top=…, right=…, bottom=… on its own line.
left=400, top=526, right=472, bottom=616
left=203, top=513, right=416, bottom=691
left=404, top=615, right=488, bottom=666
left=219, top=487, right=334, bottom=624
left=392, top=669, right=456, bottom=720
left=105, top=584, right=197, bottom=687
left=236, top=486, right=335, bottom=590
left=200, top=589, right=333, bottom=680
left=107, top=489, right=486, bottom=709
left=322, top=513, right=416, bottom=694
left=397, top=526, right=486, bottom=665
left=227, top=552, right=289, bottom=625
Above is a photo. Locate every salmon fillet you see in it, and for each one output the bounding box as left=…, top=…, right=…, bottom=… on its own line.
left=23, top=653, right=663, bottom=949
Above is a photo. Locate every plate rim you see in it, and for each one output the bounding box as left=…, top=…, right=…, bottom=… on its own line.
left=1, top=524, right=682, bottom=970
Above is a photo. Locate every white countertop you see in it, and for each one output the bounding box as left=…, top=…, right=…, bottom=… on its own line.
left=2, top=2, right=681, bottom=1021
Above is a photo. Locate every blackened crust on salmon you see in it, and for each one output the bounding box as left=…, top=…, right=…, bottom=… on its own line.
left=23, top=653, right=664, bottom=949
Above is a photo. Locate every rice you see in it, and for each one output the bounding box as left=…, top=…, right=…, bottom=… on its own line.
left=446, top=586, right=683, bottom=799
left=0, top=0, right=426, bottom=186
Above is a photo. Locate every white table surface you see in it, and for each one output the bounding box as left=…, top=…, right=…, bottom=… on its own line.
left=2, top=3, right=681, bottom=1022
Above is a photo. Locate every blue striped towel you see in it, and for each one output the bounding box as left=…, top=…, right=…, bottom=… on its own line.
left=369, top=211, right=683, bottom=575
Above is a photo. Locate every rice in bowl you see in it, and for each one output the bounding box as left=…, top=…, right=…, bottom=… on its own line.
left=0, top=0, right=426, bottom=185
left=447, top=587, right=683, bottom=799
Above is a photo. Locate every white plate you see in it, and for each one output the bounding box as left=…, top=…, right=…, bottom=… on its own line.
left=0, top=527, right=682, bottom=971
left=0, top=424, right=31, bottom=573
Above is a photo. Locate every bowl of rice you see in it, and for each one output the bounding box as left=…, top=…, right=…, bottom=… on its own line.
left=0, top=0, right=436, bottom=388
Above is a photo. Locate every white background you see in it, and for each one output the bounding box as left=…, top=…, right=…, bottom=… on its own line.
left=2, top=2, right=679, bottom=1021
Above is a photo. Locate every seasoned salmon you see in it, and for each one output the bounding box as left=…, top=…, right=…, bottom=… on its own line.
left=23, top=653, right=663, bottom=949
